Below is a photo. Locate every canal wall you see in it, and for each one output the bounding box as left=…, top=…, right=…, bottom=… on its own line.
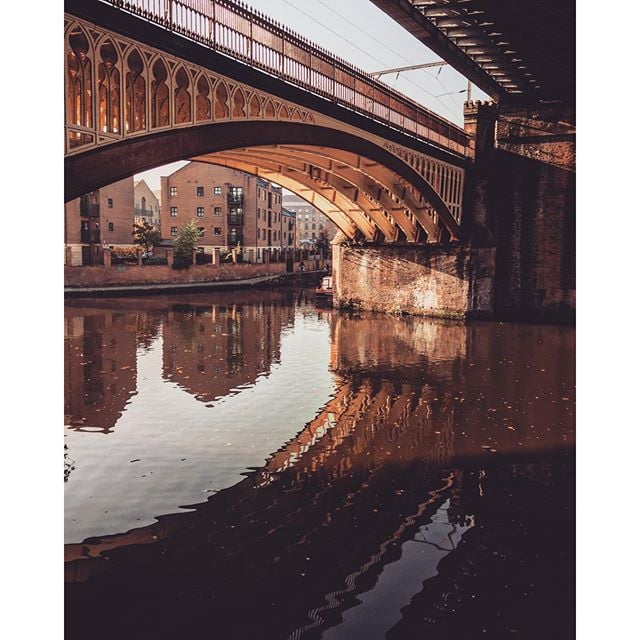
left=332, top=243, right=494, bottom=320
left=64, top=260, right=322, bottom=290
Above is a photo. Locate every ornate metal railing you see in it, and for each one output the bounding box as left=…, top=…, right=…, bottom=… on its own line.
left=99, top=0, right=469, bottom=155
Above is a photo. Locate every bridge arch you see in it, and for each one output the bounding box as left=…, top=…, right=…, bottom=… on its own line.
left=200, top=155, right=378, bottom=242
left=195, top=148, right=410, bottom=242
left=65, top=120, right=460, bottom=241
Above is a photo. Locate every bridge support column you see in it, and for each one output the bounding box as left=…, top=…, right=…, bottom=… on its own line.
left=464, top=100, right=575, bottom=323
left=463, top=100, right=498, bottom=243
left=332, top=243, right=494, bottom=320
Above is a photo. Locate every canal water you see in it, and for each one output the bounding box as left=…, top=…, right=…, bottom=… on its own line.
left=64, top=288, right=575, bottom=640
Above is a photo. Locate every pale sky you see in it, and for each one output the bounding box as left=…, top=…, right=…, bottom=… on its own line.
left=136, top=0, right=488, bottom=192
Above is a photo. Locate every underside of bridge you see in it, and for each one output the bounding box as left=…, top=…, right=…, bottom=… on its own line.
left=367, top=0, right=576, bottom=323
left=370, top=0, right=575, bottom=108
left=64, top=1, right=469, bottom=247
left=192, top=144, right=453, bottom=243
left=63, top=0, right=575, bottom=323
left=65, top=119, right=463, bottom=243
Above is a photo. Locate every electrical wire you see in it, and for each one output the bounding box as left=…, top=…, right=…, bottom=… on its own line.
left=436, top=89, right=466, bottom=98
left=311, top=0, right=466, bottom=118
left=280, top=0, right=462, bottom=121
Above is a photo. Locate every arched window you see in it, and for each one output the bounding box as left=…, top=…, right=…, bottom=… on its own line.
left=98, top=40, right=120, bottom=133
left=67, top=26, right=92, bottom=128
left=125, top=49, right=146, bottom=132
left=174, top=67, right=191, bottom=124
left=151, top=59, right=170, bottom=128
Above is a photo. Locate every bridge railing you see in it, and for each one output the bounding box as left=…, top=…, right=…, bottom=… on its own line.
left=102, top=0, right=469, bottom=156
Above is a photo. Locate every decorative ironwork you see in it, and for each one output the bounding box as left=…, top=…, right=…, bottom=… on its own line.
left=64, top=4, right=468, bottom=241
left=64, top=14, right=319, bottom=156
left=78, top=0, right=468, bottom=154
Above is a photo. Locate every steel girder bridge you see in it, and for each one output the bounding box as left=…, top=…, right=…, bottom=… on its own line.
left=65, top=0, right=474, bottom=243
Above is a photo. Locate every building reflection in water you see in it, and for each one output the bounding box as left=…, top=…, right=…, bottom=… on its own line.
left=65, top=293, right=574, bottom=640
left=64, top=307, right=140, bottom=433
left=64, top=291, right=299, bottom=432
left=162, top=299, right=293, bottom=403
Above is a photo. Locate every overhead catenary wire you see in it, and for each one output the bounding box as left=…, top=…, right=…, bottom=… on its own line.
left=279, top=0, right=462, bottom=122
left=436, top=89, right=466, bottom=98
left=311, top=0, right=467, bottom=116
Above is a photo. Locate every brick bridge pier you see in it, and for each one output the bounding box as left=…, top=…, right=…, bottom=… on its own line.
left=332, top=100, right=575, bottom=323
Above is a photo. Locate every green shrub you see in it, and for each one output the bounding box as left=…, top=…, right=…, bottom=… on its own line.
left=174, top=220, right=199, bottom=264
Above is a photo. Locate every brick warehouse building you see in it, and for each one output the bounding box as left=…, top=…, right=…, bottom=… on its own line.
left=282, top=208, right=297, bottom=248
left=160, top=163, right=288, bottom=261
left=64, top=177, right=135, bottom=266
left=281, top=194, right=338, bottom=248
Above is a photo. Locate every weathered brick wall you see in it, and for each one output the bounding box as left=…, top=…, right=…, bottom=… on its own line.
left=161, top=164, right=246, bottom=248
left=160, top=163, right=283, bottom=253
left=464, top=101, right=575, bottom=322
left=65, top=199, right=82, bottom=245
left=491, top=105, right=575, bottom=321
left=331, top=312, right=468, bottom=374
left=333, top=243, right=494, bottom=320
left=491, top=149, right=575, bottom=320
left=100, top=177, right=136, bottom=245
left=65, top=261, right=287, bottom=288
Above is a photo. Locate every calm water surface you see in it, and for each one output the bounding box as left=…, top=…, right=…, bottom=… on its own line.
left=65, top=288, right=575, bottom=640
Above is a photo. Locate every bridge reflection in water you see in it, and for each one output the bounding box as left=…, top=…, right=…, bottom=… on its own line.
left=64, top=290, right=574, bottom=640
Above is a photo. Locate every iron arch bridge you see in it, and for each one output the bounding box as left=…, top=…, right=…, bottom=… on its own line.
left=65, top=0, right=472, bottom=243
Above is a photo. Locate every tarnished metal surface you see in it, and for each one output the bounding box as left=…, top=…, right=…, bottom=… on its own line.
left=92, top=0, right=468, bottom=151
left=65, top=3, right=467, bottom=242
left=371, top=0, right=575, bottom=106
